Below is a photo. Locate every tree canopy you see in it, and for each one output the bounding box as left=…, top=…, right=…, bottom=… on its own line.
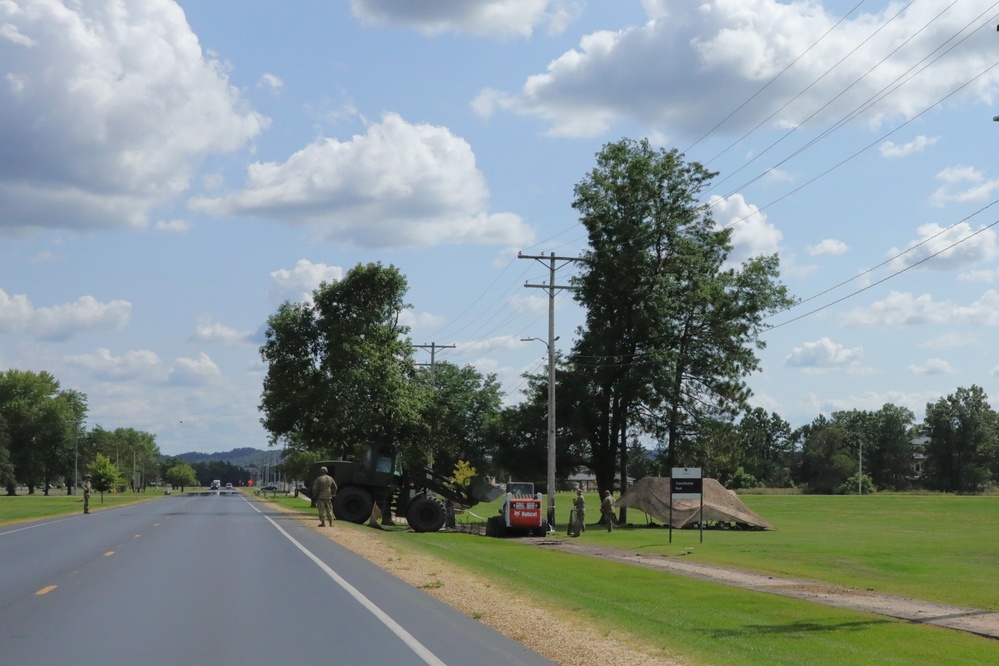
left=566, top=138, right=794, bottom=497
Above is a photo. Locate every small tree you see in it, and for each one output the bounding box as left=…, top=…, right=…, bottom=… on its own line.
left=87, top=453, right=120, bottom=504
left=451, top=460, right=476, bottom=486
left=165, top=462, right=197, bottom=492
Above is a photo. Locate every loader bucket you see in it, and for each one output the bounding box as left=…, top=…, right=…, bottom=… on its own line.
left=470, top=478, right=505, bottom=504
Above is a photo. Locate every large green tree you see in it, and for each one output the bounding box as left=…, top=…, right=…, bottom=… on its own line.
left=164, top=462, right=197, bottom=493
left=923, top=385, right=998, bottom=493
left=797, top=416, right=858, bottom=494
left=87, top=453, right=121, bottom=502
left=0, top=369, right=88, bottom=495
left=415, top=361, right=503, bottom=475
left=568, top=138, right=794, bottom=499
left=259, top=262, right=424, bottom=462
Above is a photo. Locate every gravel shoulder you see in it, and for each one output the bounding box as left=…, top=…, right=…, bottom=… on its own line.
left=309, top=518, right=682, bottom=666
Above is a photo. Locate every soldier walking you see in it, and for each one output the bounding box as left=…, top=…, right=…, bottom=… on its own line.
left=312, top=466, right=337, bottom=527
left=82, top=474, right=92, bottom=514
left=601, top=490, right=615, bottom=532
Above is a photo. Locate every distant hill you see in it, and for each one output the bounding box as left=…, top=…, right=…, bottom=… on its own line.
left=172, top=448, right=280, bottom=469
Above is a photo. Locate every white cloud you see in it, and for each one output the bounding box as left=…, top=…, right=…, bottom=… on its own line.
left=191, top=113, right=534, bottom=250
left=269, top=259, right=344, bottom=303
left=399, top=309, right=446, bottom=330
left=259, top=72, right=283, bottom=92
left=959, top=269, right=999, bottom=283
left=349, top=0, right=580, bottom=38
left=909, top=358, right=954, bottom=376
left=0, top=22, right=36, bottom=47
left=485, top=1, right=999, bottom=138
left=507, top=293, right=549, bottom=315
left=64, top=348, right=162, bottom=381
left=809, top=389, right=942, bottom=422
left=457, top=335, right=525, bottom=355
left=154, top=219, right=190, bottom=233
left=807, top=239, right=848, bottom=257
left=888, top=222, right=999, bottom=272
left=919, top=332, right=979, bottom=349
left=843, top=290, right=999, bottom=327
left=0, top=289, right=130, bottom=341
left=785, top=337, right=863, bottom=368
left=0, top=0, right=266, bottom=232
left=168, top=353, right=222, bottom=386
left=709, top=193, right=782, bottom=265
left=879, top=135, right=938, bottom=158
left=929, top=166, right=999, bottom=207
left=192, top=318, right=255, bottom=346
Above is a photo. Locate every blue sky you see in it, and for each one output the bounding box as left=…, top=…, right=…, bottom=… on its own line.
left=4, top=0, right=999, bottom=456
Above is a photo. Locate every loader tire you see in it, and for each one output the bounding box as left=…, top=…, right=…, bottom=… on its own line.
left=333, top=486, right=374, bottom=524
left=407, top=495, right=447, bottom=533
left=486, top=515, right=506, bottom=538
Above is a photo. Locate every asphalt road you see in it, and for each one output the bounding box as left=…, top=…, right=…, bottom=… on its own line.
left=0, top=494, right=555, bottom=666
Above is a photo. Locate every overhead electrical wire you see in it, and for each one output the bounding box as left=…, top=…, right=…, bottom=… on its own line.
left=766, top=214, right=999, bottom=332
left=712, top=2, right=999, bottom=201
left=682, top=0, right=870, bottom=155
left=702, top=0, right=918, bottom=170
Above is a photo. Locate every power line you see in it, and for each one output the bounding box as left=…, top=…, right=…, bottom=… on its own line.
left=767, top=215, right=999, bottom=332
left=682, top=0, right=870, bottom=156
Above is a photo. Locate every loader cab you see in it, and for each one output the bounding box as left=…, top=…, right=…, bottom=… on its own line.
left=506, top=481, right=535, bottom=497
left=360, top=441, right=400, bottom=483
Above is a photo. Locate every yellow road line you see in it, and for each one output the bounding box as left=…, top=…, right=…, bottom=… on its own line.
left=104, top=551, right=115, bottom=557
left=35, top=585, right=56, bottom=595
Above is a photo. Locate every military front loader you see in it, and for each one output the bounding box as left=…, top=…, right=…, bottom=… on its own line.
left=299, top=442, right=503, bottom=532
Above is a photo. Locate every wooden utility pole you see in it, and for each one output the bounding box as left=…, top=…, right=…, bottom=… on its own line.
left=519, top=251, right=582, bottom=530
left=414, top=342, right=455, bottom=383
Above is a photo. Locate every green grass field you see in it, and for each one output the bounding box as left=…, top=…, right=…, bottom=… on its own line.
left=8, top=489, right=999, bottom=664
left=0, top=487, right=184, bottom=524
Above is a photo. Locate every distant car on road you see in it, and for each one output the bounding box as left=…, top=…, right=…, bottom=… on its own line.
left=225, top=483, right=233, bottom=490
left=210, top=480, right=221, bottom=490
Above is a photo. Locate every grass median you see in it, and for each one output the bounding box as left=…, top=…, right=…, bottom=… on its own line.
left=0, top=488, right=185, bottom=525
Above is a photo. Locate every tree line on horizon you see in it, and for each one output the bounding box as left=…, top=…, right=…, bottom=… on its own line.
left=0, top=368, right=253, bottom=496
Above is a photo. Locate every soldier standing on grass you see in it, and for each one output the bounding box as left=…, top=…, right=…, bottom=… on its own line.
left=82, top=474, right=92, bottom=514
left=570, top=488, right=586, bottom=537
left=312, top=467, right=336, bottom=527
left=601, top=490, right=615, bottom=532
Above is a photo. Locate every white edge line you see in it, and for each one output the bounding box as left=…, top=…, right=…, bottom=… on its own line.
left=249, top=500, right=447, bottom=666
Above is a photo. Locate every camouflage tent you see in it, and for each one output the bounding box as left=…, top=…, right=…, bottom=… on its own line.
left=616, top=476, right=774, bottom=530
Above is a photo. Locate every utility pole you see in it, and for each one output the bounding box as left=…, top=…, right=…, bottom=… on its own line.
left=414, top=342, right=456, bottom=383
left=519, top=251, right=582, bottom=530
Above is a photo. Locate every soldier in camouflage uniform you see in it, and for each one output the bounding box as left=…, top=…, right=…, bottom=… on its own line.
left=601, top=490, right=615, bottom=532
left=312, top=466, right=336, bottom=527
left=82, top=474, right=92, bottom=514
left=570, top=488, right=585, bottom=537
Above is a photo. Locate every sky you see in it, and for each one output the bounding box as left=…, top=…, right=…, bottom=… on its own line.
left=4, top=0, right=999, bottom=457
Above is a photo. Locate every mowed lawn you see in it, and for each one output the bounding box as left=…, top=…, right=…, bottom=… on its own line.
left=592, top=493, right=999, bottom=612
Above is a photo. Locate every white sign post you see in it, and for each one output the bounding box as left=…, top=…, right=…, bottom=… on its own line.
left=670, top=467, right=704, bottom=544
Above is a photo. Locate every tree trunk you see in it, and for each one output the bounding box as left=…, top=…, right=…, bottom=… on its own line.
left=618, top=414, right=629, bottom=525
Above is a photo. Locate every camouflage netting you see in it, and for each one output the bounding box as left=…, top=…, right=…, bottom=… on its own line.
left=617, top=477, right=774, bottom=530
